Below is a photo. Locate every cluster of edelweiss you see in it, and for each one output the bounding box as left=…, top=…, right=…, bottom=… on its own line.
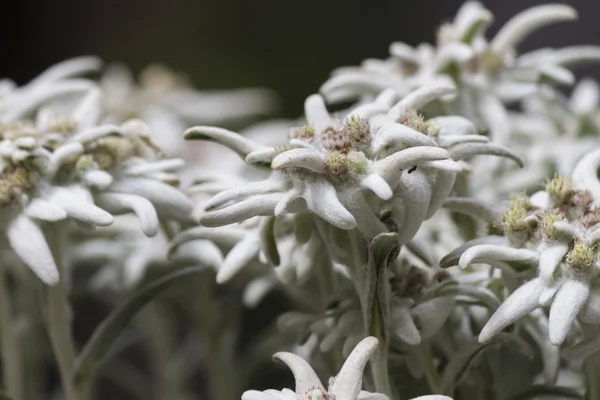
left=4, top=2, right=600, bottom=400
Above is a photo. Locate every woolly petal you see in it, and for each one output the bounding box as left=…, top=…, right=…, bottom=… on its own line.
left=205, top=179, right=285, bottom=211
left=30, top=56, right=102, bottom=86
left=459, top=244, right=539, bottom=270
left=274, top=187, right=303, bottom=216
left=243, top=276, right=277, bottom=308
left=357, top=391, right=389, bottom=400
left=2, top=80, right=95, bottom=123
left=83, top=170, right=114, bottom=189
left=374, top=146, right=449, bottom=185
left=388, top=84, right=456, bottom=118
left=304, top=94, right=334, bottom=133
left=429, top=116, right=478, bottom=137
left=479, top=278, right=545, bottom=343
left=71, top=87, right=102, bottom=129
left=95, top=193, right=158, bottom=237
left=425, top=170, right=456, bottom=219
left=200, top=193, right=282, bottom=227
left=394, top=170, right=431, bottom=244
left=361, top=174, right=393, bottom=200
left=392, top=307, right=421, bottom=345
left=7, top=215, right=59, bottom=285
left=68, top=124, right=122, bottom=144
left=25, top=198, right=67, bottom=222
left=110, top=178, right=193, bottom=221
left=46, top=142, right=84, bottom=177
left=553, top=45, right=600, bottom=67
left=124, top=159, right=185, bottom=176
left=48, top=186, right=113, bottom=226
left=272, top=148, right=327, bottom=173
left=216, top=235, right=261, bottom=284
left=330, top=337, right=379, bottom=400
left=246, top=147, right=276, bottom=166
left=171, top=240, right=224, bottom=271
left=272, top=353, right=323, bottom=395
left=449, top=143, right=524, bottom=167
left=443, top=197, right=504, bottom=224
left=570, top=78, right=599, bottom=115
left=478, top=94, right=510, bottom=146
left=491, top=4, right=577, bottom=53
left=440, top=236, right=507, bottom=268
left=572, top=148, right=600, bottom=202
left=453, top=1, right=493, bottom=42
left=184, top=126, right=263, bottom=158
left=305, top=179, right=356, bottom=230
left=549, top=279, right=590, bottom=345
left=169, top=227, right=246, bottom=256
left=539, top=243, right=569, bottom=283
left=373, top=122, right=437, bottom=154
left=435, top=43, right=474, bottom=71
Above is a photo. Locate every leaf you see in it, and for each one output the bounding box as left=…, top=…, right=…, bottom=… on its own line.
left=365, top=233, right=399, bottom=338
left=259, top=216, right=280, bottom=266
left=439, top=333, right=534, bottom=395
left=508, top=385, right=582, bottom=400
left=73, top=266, right=206, bottom=384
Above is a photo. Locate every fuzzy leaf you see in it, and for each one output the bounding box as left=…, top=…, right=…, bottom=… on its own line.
left=73, top=266, right=206, bottom=383
left=439, top=333, right=534, bottom=394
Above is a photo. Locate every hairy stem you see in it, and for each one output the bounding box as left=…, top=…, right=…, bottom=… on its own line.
left=46, top=281, right=85, bottom=400
left=583, top=324, right=600, bottom=400
left=0, top=263, right=23, bottom=400
left=45, top=227, right=86, bottom=400
left=369, top=293, right=393, bottom=398
left=414, top=341, right=441, bottom=394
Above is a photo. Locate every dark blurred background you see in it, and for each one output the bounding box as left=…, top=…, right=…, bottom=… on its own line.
left=3, top=0, right=600, bottom=118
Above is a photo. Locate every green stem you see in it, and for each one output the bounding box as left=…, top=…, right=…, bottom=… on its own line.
left=0, top=264, right=23, bottom=399
left=368, top=293, right=393, bottom=398
left=44, top=227, right=86, bottom=400
left=46, top=281, right=85, bottom=400
left=414, top=342, right=441, bottom=394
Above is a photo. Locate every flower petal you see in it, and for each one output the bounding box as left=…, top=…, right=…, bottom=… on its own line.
left=304, top=94, right=334, bottom=133
left=46, top=142, right=84, bottom=177
left=200, top=193, right=282, bottom=227
left=479, top=278, right=545, bottom=343
left=549, top=279, right=590, bottom=345
left=491, top=4, right=577, bottom=53
left=272, top=148, right=327, bottom=173
left=110, top=178, right=193, bottom=222
left=388, top=84, right=456, bottom=118
left=7, top=215, right=59, bottom=285
left=391, top=307, right=421, bottom=345
left=374, top=146, right=449, bottom=186
left=25, top=198, right=67, bottom=222
left=305, top=179, right=356, bottom=230
left=459, top=244, right=539, bottom=270
left=184, top=126, right=264, bottom=158
left=216, top=235, right=260, bottom=284
left=272, top=352, right=323, bottom=395
left=538, top=243, right=569, bottom=283
left=95, top=193, right=159, bottom=237
left=48, top=186, right=113, bottom=226
left=330, top=337, right=379, bottom=400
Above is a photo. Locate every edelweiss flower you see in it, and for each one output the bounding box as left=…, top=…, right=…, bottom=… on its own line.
left=321, top=3, right=600, bottom=147
left=451, top=149, right=600, bottom=345
left=242, top=336, right=451, bottom=400
left=185, top=85, right=484, bottom=244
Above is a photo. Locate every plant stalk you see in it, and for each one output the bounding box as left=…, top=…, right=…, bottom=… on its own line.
left=0, top=263, right=23, bottom=399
